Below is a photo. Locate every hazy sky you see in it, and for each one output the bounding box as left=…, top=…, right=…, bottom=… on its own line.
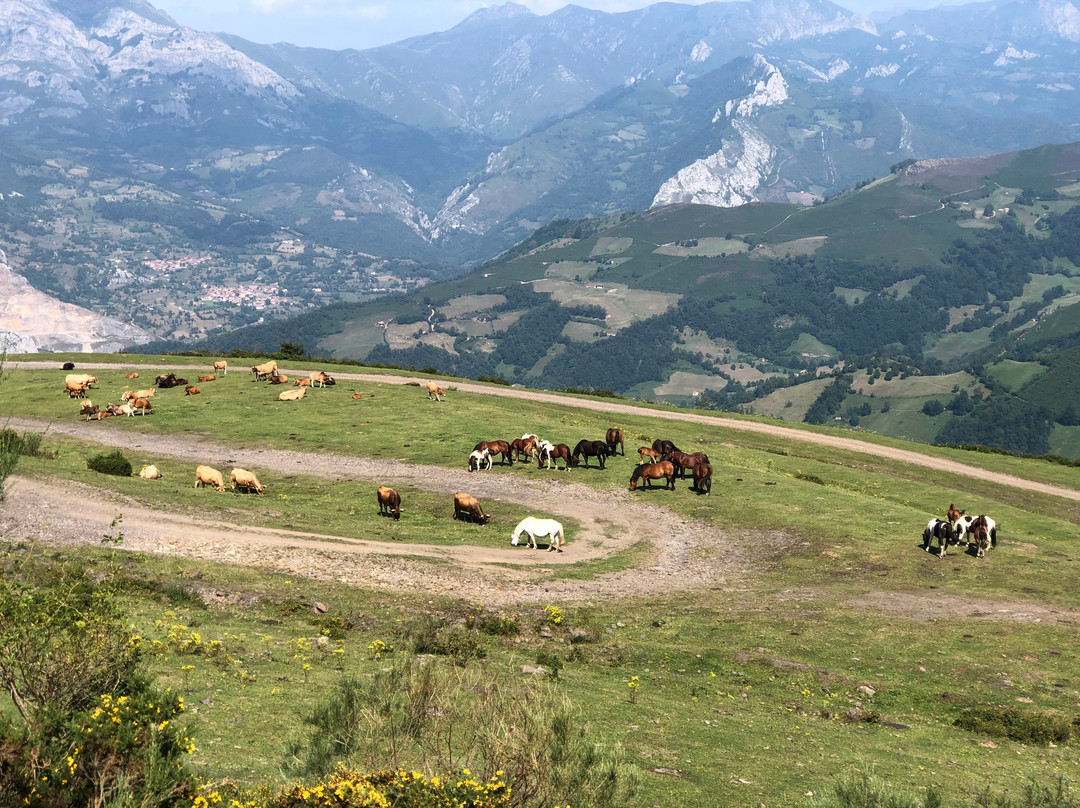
left=149, top=0, right=976, bottom=51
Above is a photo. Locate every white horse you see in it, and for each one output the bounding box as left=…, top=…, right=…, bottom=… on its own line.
left=468, top=448, right=492, bottom=472
left=511, top=517, right=565, bottom=552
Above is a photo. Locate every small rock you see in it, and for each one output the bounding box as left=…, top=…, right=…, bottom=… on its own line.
left=858, top=685, right=876, bottom=697
left=522, top=665, right=548, bottom=676
left=311, top=601, right=328, bottom=615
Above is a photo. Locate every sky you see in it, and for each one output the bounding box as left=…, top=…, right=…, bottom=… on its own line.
left=149, top=0, right=976, bottom=51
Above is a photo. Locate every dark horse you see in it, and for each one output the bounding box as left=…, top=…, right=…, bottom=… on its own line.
left=652, top=439, right=680, bottom=456
left=922, top=518, right=956, bottom=558
left=572, top=440, right=608, bottom=469
left=605, top=428, right=625, bottom=456
left=473, top=440, right=513, bottom=466
left=629, top=461, right=675, bottom=490
left=692, top=462, right=713, bottom=495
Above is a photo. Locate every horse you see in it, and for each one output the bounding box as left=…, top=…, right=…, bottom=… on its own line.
left=629, top=461, right=675, bottom=490
left=510, top=437, right=537, bottom=462
left=605, top=428, right=625, bottom=456
left=638, top=446, right=662, bottom=465
left=692, top=462, right=713, bottom=495
left=947, top=503, right=964, bottom=527
left=511, top=517, right=565, bottom=552
left=922, top=518, right=956, bottom=558
left=652, top=439, right=680, bottom=456
left=537, top=443, right=572, bottom=471
left=957, top=514, right=997, bottom=557
left=572, top=439, right=608, bottom=469
left=663, top=450, right=710, bottom=479
left=468, top=448, right=492, bottom=472
left=473, top=440, right=513, bottom=466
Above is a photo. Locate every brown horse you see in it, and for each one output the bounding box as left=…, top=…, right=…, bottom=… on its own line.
left=510, top=436, right=537, bottom=462
left=692, top=462, right=713, bottom=495
left=473, top=440, right=513, bottom=466
left=537, top=443, right=572, bottom=471
left=605, top=428, right=625, bottom=456
left=629, top=461, right=675, bottom=490
left=663, top=450, right=710, bottom=479
left=652, top=439, right=680, bottom=456
left=638, top=446, right=662, bottom=465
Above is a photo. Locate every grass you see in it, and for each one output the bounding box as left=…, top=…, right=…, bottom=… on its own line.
left=6, top=356, right=1080, bottom=806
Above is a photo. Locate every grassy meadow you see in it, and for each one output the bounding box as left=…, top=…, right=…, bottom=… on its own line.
left=4, top=355, right=1080, bottom=806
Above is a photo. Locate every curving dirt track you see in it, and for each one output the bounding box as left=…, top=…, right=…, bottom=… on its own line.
left=2, top=361, right=1078, bottom=611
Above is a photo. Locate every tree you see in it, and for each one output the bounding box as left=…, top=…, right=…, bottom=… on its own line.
left=922, top=399, right=945, bottom=416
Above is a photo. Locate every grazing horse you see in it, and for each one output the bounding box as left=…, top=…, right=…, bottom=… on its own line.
left=923, top=518, right=956, bottom=558
left=663, top=450, right=710, bottom=479
left=510, top=437, right=537, bottom=462
left=652, top=439, right=680, bottom=456
left=511, top=517, right=565, bottom=552
left=638, top=446, right=662, bottom=465
left=629, top=461, right=676, bottom=490
left=957, top=514, right=997, bottom=557
left=692, top=462, right=713, bottom=495
left=605, top=428, right=625, bottom=456
left=572, top=440, right=608, bottom=469
left=473, top=440, right=513, bottom=466
left=468, top=449, right=492, bottom=472
left=537, top=443, right=572, bottom=471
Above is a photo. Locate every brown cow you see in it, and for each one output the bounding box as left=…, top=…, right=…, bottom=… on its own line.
left=131, top=397, right=153, bottom=415
left=250, top=360, right=278, bottom=381
left=230, top=468, right=264, bottom=495
left=197, top=375, right=216, bottom=382
left=377, top=486, right=401, bottom=521
left=65, top=380, right=88, bottom=399
left=185, top=386, right=200, bottom=396
left=79, top=400, right=101, bottom=421
left=294, top=378, right=312, bottom=388
left=125, top=372, right=140, bottom=379
left=453, top=492, right=489, bottom=525
left=351, top=392, right=363, bottom=400
left=195, top=465, right=226, bottom=492
left=269, top=372, right=288, bottom=384
left=426, top=381, right=446, bottom=401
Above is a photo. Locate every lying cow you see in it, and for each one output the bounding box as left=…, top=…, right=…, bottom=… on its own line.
left=278, top=387, right=305, bottom=401
left=196, top=375, right=216, bottom=383
left=195, top=465, right=226, bottom=492
left=139, top=464, right=162, bottom=480
left=377, top=486, right=401, bottom=520
left=185, top=385, right=200, bottom=396
left=230, top=467, right=264, bottom=495
left=453, top=492, right=489, bottom=525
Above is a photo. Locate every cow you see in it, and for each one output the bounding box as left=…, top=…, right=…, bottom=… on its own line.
left=154, top=373, right=176, bottom=386
left=230, top=468, right=265, bottom=495
left=139, top=464, right=162, bottom=480
left=269, top=373, right=288, bottom=384
left=294, top=378, right=313, bottom=388
left=278, top=387, right=306, bottom=401
left=310, top=371, right=335, bottom=387
left=61, top=362, right=75, bottom=370
left=185, top=386, right=200, bottom=396
left=125, top=372, right=140, bottom=379
left=131, top=397, right=153, bottom=415
left=157, top=376, right=188, bottom=389
left=65, top=373, right=97, bottom=389
left=453, top=492, right=489, bottom=525
left=195, top=465, right=226, bottom=492
left=65, top=380, right=88, bottom=399
left=351, top=392, right=363, bottom=400
left=377, top=486, right=401, bottom=521
left=213, top=360, right=228, bottom=375
left=196, top=375, right=216, bottom=383
left=426, top=381, right=446, bottom=401
left=79, top=400, right=101, bottom=421
left=123, top=388, right=155, bottom=401
left=251, top=360, right=278, bottom=381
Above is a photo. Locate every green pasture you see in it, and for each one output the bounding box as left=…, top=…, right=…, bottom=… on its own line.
left=985, top=359, right=1048, bottom=391
left=5, top=357, right=1080, bottom=805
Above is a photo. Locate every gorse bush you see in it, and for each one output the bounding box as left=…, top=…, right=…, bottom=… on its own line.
left=955, top=705, right=1073, bottom=745
left=86, top=449, right=133, bottom=477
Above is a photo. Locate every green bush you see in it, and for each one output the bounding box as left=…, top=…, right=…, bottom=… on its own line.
left=86, top=449, right=133, bottom=477
left=955, top=705, right=1073, bottom=745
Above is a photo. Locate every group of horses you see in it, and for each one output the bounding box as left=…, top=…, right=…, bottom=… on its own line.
left=469, top=428, right=628, bottom=473
left=923, top=503, right=999, bottom=558
left=630, top=439, right=713, bottom=495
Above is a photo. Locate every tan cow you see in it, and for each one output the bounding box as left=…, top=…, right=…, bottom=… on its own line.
left=197, top=375, right=216, bottom=382
left=278, top=387, right=306, bottom=401
left=269, top=372, right=288, bottom=384
left=125, top=372, right=140, bottom=379
left=139, top=464, right=162, bottom=480
left=185, top=386, right=200, bottom=396
left=195, top=465, right=226, bottom=492
left=351, top=392, right=363, bottom=400
left=65, top=380, right=88, bottom=399
left=310, top=371, right=335, bottom=387
left=426, top=381, right=446, bottom=401
left=230, top=467, right=264, bottom=495
left=452, top=492, right=489, bottom=525
left=122, top=388, right=155, bottom=401
left=213, top=360, right=227, bottom=375
left=65, top=374, right=98, bottom=389
left=250, top=360, right=278, bottom=381
left=294, top=378, right=312, bottom=388
left=131, top=397, right=153, bottom=415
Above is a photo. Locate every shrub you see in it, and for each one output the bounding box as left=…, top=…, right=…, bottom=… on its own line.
left=955, top=705, right=1073, bottom=745
left=922, top=399, right=946, bottom=416
left=471, top=613, right=520, bottom=637
left=87, top=450, right=133, bottom=477
left=535, top=649, right=564, bottom=679
left=407, top=616, right=486, bottom=665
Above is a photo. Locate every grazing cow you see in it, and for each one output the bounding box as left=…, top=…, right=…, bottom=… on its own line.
left=572, top=439, right=608, bottom=469
left=922, top=518, right=956, bottom=558
left=469, top=448, right=492, bottom=472
left=213, top=360, right=228, bottom=375
left=310, top=370, right=335, bottom=387
left=692, top=462, right=713, bottom=495
left=278, top=387, right=306, bottom=401
left=473, top=440, right=513, bottom=466
left=537, top=442, right=572, bottom=471
left=638, top=446, right=662, bottom=465
left=453, top=492, right=489, bottom=525
left=605, top=428, right=625, bottom=456
left=269, top=372, right=288, bottom=384
left=139, top=464, right=161, bottom=480
left=294, top=378, right=313, bottom=388
left=125, top=372, right=140, bottom=379
left=131, top=397, right=153, bottom=415
left=426, top=381, right=446, bottom=401
left=511, top=517, right=565, bottom=552
left=79, top=400, right=101, bottom=421
left=629, top=461, right=676, bottom=490
left=195, top=465, right=226, bottom=492
left=62, top=361, right=75, bottom=370
left=652, top=439, right=680, bottom=456
left=185, top=386, right=200, bottom=396
left=230, top=467, right=265, bottom=495
left=65, top=380, right=88, bottom=399
left=197, top=375, right=216, bottom=383
left=250, top=360, right=278, bottom=381
left=65, top=374, right=97, bottom=389
left=376, top=486, right=401, bottom=520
